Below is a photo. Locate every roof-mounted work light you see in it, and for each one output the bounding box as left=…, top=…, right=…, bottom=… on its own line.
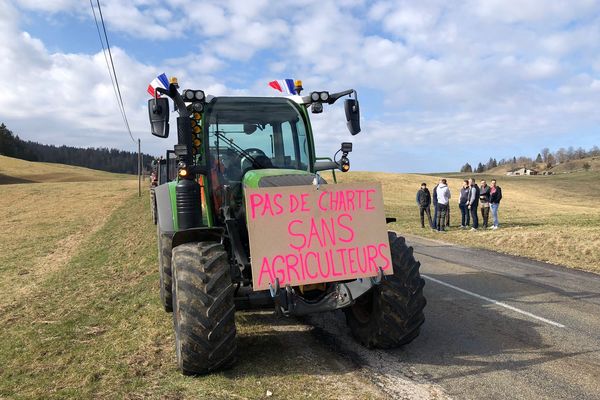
left=182, top=89, right=205, bottom=103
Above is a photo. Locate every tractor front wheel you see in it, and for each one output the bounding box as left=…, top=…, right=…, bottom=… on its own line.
left=157, top=227, right=173, bottom=312
left=344, top=231, right=426, bottom=348
left=171, top=242, right=237, bottom=375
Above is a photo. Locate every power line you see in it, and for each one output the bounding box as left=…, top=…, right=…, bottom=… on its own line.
left=89, top=0, right=135, bottom=143
left=89, top=0, right=129, bottom=141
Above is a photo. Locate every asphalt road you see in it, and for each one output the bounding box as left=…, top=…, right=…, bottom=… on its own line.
left=310, top=234, right=600, bottom=399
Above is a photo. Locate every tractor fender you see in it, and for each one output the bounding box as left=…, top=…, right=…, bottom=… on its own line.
left=155, top=183, right=175, bottom=232
left=172, top=227, right=225, bottom=249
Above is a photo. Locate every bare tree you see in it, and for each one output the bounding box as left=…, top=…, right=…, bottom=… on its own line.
left=541, top=147, right=550, bottom=163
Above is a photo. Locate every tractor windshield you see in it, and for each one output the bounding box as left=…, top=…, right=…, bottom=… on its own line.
left=204, top=97, right=310, bottom=183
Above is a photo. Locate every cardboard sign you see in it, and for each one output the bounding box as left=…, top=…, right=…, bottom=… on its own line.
left=245, top=182, right=393, bottom=290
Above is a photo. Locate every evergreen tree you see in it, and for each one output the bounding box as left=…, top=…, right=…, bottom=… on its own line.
left=476, top=162, right=485, bottom=173
left=460, top=162, right=473, bottom=173
left=535, top=153, right=543, bottom=163
left=0, top=122, right=154, bottom=174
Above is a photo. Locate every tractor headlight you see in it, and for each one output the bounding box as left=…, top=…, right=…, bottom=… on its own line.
left=192, top=102, right=204, bottom=112
left=319, top=91, right=329, bottom=102
left=310, top=92, right=320, bottom=102
left=340, top=155, right=350, bottom=172
left=194, top=90, right=205, bottom=101
left=311, top=102, right=323, bottom=114
left=183, top=90, right=195, bottom=101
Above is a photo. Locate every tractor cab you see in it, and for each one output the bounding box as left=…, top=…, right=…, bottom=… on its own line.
left=148, top=79, right=360, bottom=230
left=204, top=96, right=312, bottom=219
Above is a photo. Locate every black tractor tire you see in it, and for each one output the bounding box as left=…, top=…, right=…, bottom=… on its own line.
left=344, top=231, right=426, bottom=348
left=171, top=242, right=237, bottom=375
left=150, top=189, right=157, bottom=225
left=157, top=227, right=173, bottom=312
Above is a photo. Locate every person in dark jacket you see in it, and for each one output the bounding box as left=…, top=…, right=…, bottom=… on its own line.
left=479, top=179, right=491, bottom=228
left=416, top=182, right=433, bottom=228
left=467, top=178, right=480, bottom=230
left=432, top=180, right=440, bottom=229
left=458, top=180, right=470, bottom=228
left=489, top=179, right=503, bottom=229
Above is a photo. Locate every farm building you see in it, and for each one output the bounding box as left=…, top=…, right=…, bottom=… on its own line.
left=506, top=167, right=538, bottom=176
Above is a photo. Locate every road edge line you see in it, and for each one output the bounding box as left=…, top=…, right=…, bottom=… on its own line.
left=422, top=274, right=566, bottom=328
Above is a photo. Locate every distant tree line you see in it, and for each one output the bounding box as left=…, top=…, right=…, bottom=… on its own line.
left=0, top=123, right=155, bottom=174
left=460, top=145, right=600, bottom=173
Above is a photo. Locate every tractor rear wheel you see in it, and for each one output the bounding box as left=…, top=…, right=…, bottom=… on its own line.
left=157, top=227, right=173, bottom=312
left=171, top=242, right=237, bottom=375
left=344, top=231, right=426, bottom=348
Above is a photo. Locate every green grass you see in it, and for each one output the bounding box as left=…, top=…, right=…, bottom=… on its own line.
left=335, top=170, right=600, bottom=273
left=0, top=185, right=381, bottom=399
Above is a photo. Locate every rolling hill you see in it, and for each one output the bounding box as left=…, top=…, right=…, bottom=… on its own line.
left=481, top=155, right=600, bottom=176
left=0, top=155, right=132, bottom=184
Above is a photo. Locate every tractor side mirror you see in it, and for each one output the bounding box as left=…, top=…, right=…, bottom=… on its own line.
left=148, top=98, right=170, bottom=138
left=344, top=98, right=361, bottom=135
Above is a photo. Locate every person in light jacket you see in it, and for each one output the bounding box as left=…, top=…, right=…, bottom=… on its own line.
left=432, top=180, right=440, bottom=229
left=435, top=179, right=451, bottom=232
left=467, top=178, right=480, bottom=230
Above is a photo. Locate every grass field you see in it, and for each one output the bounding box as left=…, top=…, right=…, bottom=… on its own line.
left=2, top=156, right=599, bottom=398
left=329, top=170, right=600, bottom=273
left=0, top=155, right=131, bottom=184
left=0, top=157, right=381, bottom=399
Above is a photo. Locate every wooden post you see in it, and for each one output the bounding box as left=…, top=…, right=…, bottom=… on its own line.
left=138, top=138, right=141, bottom=197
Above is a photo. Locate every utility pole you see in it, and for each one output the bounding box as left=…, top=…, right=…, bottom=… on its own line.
left=138, top=138, right=141, bottom=197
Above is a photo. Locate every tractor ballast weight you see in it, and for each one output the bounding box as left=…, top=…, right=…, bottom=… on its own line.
left=148, top=79, right=426, bottom=375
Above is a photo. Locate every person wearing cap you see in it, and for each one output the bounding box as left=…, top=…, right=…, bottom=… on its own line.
left=416, top=182, right=433, bottom=228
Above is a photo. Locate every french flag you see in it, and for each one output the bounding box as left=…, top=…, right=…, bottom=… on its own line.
left=268, top=79, right=296, bottom=95
left=147, top=73, right=169, bottom=97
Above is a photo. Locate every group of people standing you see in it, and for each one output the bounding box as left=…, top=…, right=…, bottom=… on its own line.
left=416, top=178, right=503, bottom=232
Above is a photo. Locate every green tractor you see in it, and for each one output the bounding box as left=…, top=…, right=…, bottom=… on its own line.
left=150, top=152, right=177, bottom=225
left=147, top=78, right=426, bottom=375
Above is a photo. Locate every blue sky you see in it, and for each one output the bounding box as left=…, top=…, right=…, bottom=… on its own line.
left=1, top=0, right=599, bottom=173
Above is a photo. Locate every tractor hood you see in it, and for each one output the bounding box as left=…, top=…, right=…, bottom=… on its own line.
left=242, top=169, right=326, bottom=189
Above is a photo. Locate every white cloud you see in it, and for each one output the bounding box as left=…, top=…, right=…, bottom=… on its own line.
left=522, top=58, right=561, bottom=80
left=471, top=0, right=597, bottom=24
left=3, top=0, right=600, bottom=172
